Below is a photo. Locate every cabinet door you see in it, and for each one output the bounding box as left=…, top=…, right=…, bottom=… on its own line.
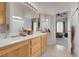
left=0, top=2, right=6, bottom=11
left=41, top=35, right=48, bottom=53
left=31, top=37, right=41, bottom=45
left=0, top=12, right=6, bottom=24
left=14, top=44, right=30, bottom=57
left=42, top=37, right=45, bottom=52
left=1, top=40, right=30, bottom=57
left=30, top=37, right=42, bottom=57
left=31, top=43, right=41, bottom=56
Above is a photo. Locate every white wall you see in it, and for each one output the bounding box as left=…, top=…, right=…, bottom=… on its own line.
left=40, top=14, right=56, bottom=45
left=41, top=21, right=48, bottom=30
left=48, top=15, right=56, bottom=45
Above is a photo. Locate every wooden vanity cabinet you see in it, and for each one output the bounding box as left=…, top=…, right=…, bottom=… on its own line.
left=30, top=37, right=42, bottom=57
left=30, top=34, right=48, bottom=57
left=0, top=40, right=30, bottom=57
left=41, top=34, right=48, bottom=53
left=0, top=34, right=48, bottom=57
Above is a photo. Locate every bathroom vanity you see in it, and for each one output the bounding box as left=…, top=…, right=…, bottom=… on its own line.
left=0, top=33, right=48, bottom=57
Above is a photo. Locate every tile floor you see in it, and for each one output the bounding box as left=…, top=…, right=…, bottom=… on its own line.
left=41, top=38, right=75, bottom=57
left=56, top=37, right=68, bottom=47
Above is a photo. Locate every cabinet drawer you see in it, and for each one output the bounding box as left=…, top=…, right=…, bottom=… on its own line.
left=42, top=35, right=48, bottom=39
left=0, top=40, right=30, bottom=56
left=30, top=37, right=41, bottom=45
left=30, top=37, right=42, bottom=57
left=31, top=43, right=41, bottom=55
left=31, top=49, right=41, bottom=57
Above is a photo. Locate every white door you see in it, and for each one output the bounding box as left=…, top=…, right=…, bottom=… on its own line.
left=68, top=20, right=72, bottom=53
left=67, top=12, right=72, bottom=53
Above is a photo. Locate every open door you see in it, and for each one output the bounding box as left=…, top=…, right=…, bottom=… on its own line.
left=68, top=20, right=72, bottom=53
left=67, top=12, right=72, bottom=53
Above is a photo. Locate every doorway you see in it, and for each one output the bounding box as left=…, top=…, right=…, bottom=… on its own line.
left=56, top=12, right=68, bottom=47
left=56, top=21, right=64, bottom=38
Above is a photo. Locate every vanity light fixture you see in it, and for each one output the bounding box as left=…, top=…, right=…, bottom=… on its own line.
left=12, top=16, right=22, bottom=19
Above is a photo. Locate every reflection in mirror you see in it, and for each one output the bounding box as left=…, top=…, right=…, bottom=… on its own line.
left=10, top=17, right=24, bottom=36
left=32, top=18, right=38, bottom=33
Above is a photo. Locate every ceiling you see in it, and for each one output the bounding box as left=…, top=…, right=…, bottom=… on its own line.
left=31, top=2, right=76, bottom=15
left=15, top=2, right=38, bottom=18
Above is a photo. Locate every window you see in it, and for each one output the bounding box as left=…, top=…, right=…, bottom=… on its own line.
left=32, top=19, right=37, bottom=32
left=57, top=22, right=64, bottom=33
left=33, top=22, right=37, bottom=32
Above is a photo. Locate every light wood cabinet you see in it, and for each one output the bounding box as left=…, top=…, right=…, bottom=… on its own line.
left=0, top=40, right=30, bottom=57
left=0, top=33, right=48, bottom=57
left=41, top=34, right=48, bottom=53
left=0, top=2, right=6, bottom=24
left=30, top=37, right=41, bottom=57
left=30, top=34, right=48, bottom=57
left=5, top=44, right=30, bottom=57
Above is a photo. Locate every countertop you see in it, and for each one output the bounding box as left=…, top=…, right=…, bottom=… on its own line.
left=0, top=32, right=48, bottom=48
